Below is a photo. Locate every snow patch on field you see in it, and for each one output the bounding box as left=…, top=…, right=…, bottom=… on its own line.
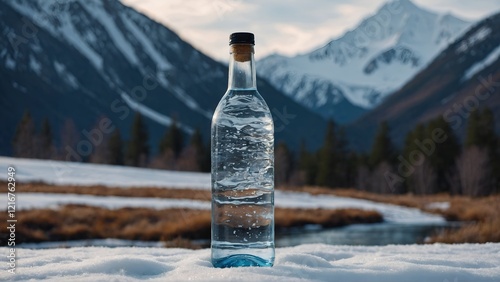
left=426, top=202, right=450, bottom=210
left=19, top=239, right=165, bottom=249
left=275, top=191, right=444, bottom=224
left=0, top=157, right=209, bottom=189
left=0, top=191, right=444, bottom=224
left=2, top=244, right=499, bottom=281
left=4, top=193, right=209, bottom=211
left=0, top=157, right=445, bottom=224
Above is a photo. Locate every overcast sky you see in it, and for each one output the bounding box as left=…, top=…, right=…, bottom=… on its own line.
left=121, top=0, right=498, bottom=61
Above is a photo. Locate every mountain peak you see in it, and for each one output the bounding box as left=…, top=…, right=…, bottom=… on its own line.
left=378, top=0, right=423, bottom=14
left=387, top=0, right=419, bottom=9
left=258, top=0, right=472, bottom=123
left=0, top=0, right=328, bottom=155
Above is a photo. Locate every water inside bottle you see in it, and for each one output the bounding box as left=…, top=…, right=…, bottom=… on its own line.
left=211, top=89, right=275, bottom=268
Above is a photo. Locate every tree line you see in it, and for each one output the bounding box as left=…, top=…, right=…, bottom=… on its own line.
left=11, top=108, right=499, bottom=196
left=11, top=111, right=209, bottom=172
left=276, top=107, right=499, bottom=197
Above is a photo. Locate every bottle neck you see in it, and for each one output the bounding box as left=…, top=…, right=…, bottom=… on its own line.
left=228, top=44, right=256, bottom=90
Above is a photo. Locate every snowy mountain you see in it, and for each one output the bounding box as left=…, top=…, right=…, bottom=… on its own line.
left=258, top=0, right=471, bottom=123
left=348, top=11, right=500, bottom=150
left=0, top=0, right=327, bottom=155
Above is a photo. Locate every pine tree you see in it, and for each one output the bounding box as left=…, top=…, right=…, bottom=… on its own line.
left=316, top=120, right=337, bottom=187
left=275, top=142, right=292, bottom=187
left=296, top=141, right=314, bottom=186
left=426, top=116, right=460, bottom=192
left=466, top=108, right=497, bottom=151
left=159, top=118, right=184, bottom=158
left=126, top=112, right=149, bottom=167
left=401, top=123, right=426, bottom=193
left=60, top=118, right=80, bottom=161
left=464, top=108, right=496, bottom=160
left=355, top=153, right=372, bottom=191
left=89, top=118, right=110, bottom=164
left=345, top=151, right=359, bottom=188
left=369, top=121, right=395, bottom=168
left=465, top=108, right=481, bottom=147
left=108, top=129, right=123, bottom=165
left=190, top=128, right=209, bottom=171
left=334, top=127, right=351, bottom=187
left=12, top=111, right=36, bottom=158
left=365, top=122, right=398, bottom=194
left=177, top=128, right=205, bottom=172
left=464, top=107, right=499, bottom=191
left=402, top=123, right=425, bottom=162
left=38, top=118, right=53, bottom=159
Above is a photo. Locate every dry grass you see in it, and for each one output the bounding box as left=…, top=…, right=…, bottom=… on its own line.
left=284, top=186, right=451, bottom=211
left=275, top=208, right=382, bottom=229
left=9, top=181, right=499, bottom=244
left=425, top=196, right=500, bottom=243
left=282, top=186, right=500, bottom=244
left=0, top=181, right=384, bottom=248
left=428, top=218, right=500, bottom=243
left=9, top=181, right=211, bottom=201
left=0, top=204, right=381, bottom=249
left=0, top=205, right=211, bottom=247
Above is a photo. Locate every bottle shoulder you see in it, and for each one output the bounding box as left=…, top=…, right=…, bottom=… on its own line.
left=213, top=89, right=273, bottom=123
left=212, top=89, right=273, bottom=127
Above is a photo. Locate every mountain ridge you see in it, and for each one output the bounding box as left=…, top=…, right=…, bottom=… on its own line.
left=347, top=11, right=500, bottom=151
left=258, top=0, right=471, bottom=123
left=0, top=0, right=328, bottom=156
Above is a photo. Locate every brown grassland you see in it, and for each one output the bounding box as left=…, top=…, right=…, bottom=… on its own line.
left=287, top=186, right=500, bottom=243
left=3, top=182, right=499, bottom=246
left=0, top=204, right=381, bottom=248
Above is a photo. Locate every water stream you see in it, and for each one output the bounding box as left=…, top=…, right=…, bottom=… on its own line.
left=276, top=222, right=460, bottom=247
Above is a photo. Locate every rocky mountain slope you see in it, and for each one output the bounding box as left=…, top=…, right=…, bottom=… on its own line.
left=0, top=0, right=327, bottom=156
left=348, top=11, right=500, bottom=150
left=258, top=0, right=470, bottom=123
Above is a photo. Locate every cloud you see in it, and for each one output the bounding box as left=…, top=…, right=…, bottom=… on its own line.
left=121, top=0, right=498, bottom=61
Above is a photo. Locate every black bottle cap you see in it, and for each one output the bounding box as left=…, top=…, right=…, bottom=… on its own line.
left=229, top=32, right=255, bottom=45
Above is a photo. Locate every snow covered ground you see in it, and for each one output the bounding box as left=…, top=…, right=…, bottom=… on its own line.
left=0, top=191, right=444, bottom=224
left=18, top=239, right=165, bottom=249
left=0, top=158, right=494, bottom=280
left=0, top=157, right=445, bottom=224
left=5, top=193, right=210, bottom=210
left=276, top=191, right=444, bottom=224
left=0, top=157, right=210, bottom=189
left=2, top=244, right=499, bottom=281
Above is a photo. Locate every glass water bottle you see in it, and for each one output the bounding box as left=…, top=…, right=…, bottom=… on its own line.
left=211, top=32, right=275, bottom=268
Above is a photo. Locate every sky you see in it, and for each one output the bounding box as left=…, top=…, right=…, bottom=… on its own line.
left=121, top=0, right=498, bottom=61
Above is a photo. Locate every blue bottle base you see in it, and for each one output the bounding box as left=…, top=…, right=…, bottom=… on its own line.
left=212, top=254, right=274, bottom=268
